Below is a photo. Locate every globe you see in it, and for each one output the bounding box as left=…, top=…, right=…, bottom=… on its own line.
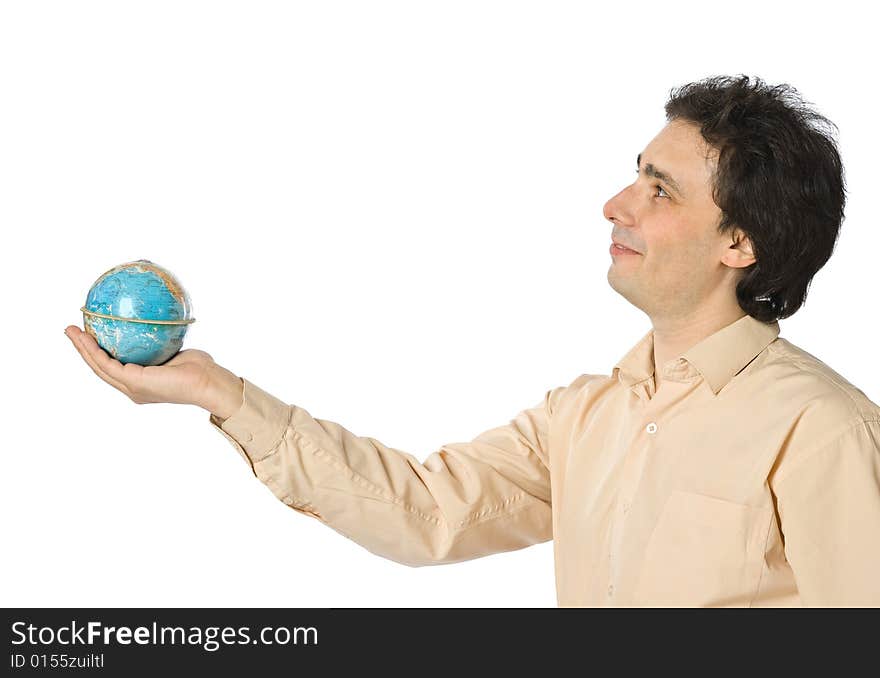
left=80, top=259, right=196, bottom=366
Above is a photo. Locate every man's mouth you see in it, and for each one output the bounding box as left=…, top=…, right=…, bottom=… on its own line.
left=611, top=243, right=641, bottom=255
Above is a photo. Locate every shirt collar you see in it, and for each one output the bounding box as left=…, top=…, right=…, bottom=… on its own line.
left=611, top=314, right=780, bottom=396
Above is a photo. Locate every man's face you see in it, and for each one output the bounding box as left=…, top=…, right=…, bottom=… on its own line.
left=603, top=118, right=750, bottom=319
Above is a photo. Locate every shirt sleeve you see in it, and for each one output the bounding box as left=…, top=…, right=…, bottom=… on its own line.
left=208, top=376, right=580, bottom=567
left=772, top=418, right=880, bottom=606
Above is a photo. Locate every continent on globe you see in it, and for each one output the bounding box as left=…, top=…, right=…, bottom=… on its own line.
left=80, top=259, right=196, bottom=366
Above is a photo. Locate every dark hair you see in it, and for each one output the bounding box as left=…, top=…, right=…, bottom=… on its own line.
left=664, top=74, right=846, bottom=323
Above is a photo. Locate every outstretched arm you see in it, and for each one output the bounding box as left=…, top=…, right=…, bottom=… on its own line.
left=206, top=375, right=577, bottom=567
left=65, top=323, right=575, bottom=568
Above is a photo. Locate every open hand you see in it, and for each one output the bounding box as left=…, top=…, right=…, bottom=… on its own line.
left=64, top=325, right=218, bottom=408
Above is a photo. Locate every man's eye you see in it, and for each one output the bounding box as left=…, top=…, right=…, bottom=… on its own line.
left=634, top=170, right=670, bottom=199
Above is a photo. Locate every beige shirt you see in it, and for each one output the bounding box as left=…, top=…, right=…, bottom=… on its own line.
left=209, top=313, right=880, bottom=607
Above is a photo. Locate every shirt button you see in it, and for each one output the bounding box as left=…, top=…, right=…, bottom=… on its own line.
left=646, top=422, right=658, bottom=434
left=607, top=584, right=614, bottom=597
left=622, top=502, right=630, bottom=514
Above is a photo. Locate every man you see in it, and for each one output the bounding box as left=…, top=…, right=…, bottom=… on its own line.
left=66, top=75, right=880, bottom=607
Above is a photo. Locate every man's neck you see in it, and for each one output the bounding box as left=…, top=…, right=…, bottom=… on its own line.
left=650, top=308, right=748, bottom=386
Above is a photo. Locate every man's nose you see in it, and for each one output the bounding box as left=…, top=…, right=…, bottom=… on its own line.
left=603, top=186, right=631, bottom=226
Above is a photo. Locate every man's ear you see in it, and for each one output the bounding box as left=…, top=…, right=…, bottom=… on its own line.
left=725, top=228, right=757, bottom=268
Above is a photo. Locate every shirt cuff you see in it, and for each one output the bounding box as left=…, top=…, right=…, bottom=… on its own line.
left=208, top=377, right=292, bottom=475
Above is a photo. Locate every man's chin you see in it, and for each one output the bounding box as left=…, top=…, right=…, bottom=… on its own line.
left=606, top=273, right=639, bottom=304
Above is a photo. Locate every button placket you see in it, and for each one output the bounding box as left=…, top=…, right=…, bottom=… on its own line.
left=609, top=408, right=663, bottom=605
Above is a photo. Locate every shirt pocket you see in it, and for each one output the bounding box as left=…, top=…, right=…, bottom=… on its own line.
left=631, top=490, right=773, bottom=607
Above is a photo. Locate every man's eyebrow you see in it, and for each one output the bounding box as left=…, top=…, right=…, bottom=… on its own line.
left=636, top=153, right=685, bottom=197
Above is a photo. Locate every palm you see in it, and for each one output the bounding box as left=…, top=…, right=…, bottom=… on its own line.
left=65, top=325, right=217, bottom=406
left=128, top=348, right=217, bottom=405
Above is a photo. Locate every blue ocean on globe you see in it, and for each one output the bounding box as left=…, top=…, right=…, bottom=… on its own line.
left=81, top=259, right=195, bottom=366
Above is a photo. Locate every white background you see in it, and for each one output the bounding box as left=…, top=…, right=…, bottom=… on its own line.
left=1, top=1, right=877, bottom=607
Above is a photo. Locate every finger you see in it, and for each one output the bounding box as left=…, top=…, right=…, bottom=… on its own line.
left=68, top=331, right=130, bottom=394
left=72, top=337, right=133, bottom=397
left=74, top=330, right=131, bottom=380
left=67, top=329, right=134, bottom=397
